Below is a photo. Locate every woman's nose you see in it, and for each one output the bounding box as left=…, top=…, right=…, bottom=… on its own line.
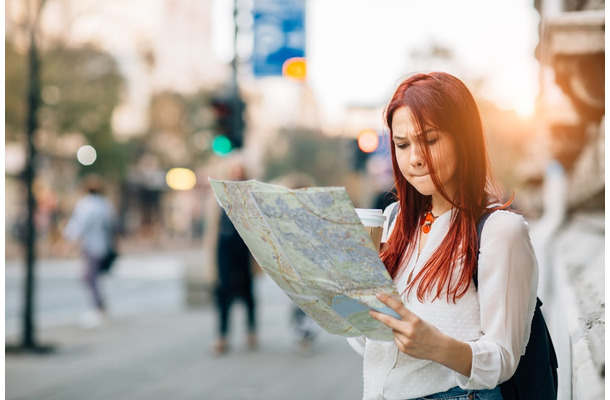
left=410, top=145, right=425, bottom=167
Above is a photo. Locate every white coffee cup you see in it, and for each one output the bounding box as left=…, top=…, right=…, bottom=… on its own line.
left=355, top=208, right=385, bottom=251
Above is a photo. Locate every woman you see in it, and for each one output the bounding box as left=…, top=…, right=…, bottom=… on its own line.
left=348, top=72, right=538, bottom=400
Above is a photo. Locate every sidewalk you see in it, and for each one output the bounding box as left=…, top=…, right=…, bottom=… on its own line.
left=5, top=271, right=364, bottom=400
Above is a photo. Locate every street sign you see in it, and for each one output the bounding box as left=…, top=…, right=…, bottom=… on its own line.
left=252, top=0, right=305, bottom=77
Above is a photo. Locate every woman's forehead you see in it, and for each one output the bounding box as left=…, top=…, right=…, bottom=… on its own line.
left=392, top=109, right=434, bottom=138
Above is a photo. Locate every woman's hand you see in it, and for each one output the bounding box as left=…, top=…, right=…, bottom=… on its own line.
left=370, top=293, right=443, bottom=359
left=370, top=293, right=473, bottom=377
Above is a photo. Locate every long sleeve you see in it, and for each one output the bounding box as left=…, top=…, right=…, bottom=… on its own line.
left=63, top=195, right=117, bottom=258
left=455, top=211, right=538, bottom=389
left=63, top=201, right=88, bottom=241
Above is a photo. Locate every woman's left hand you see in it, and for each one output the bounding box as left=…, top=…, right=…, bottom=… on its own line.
left=370, top=293, right=445, bottom=361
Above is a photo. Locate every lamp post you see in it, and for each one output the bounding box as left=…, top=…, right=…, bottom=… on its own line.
left=229, top=0, right=244, bottom=150
left=6, top=0, right=53, bottom=354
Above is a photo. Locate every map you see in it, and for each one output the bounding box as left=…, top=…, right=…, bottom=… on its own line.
left=210, top=179, right=400, bottom=341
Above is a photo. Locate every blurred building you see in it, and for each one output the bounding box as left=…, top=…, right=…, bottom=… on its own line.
left=531, top=0, right=604, bottom=398
left=5, top=0, right=231, bottom=253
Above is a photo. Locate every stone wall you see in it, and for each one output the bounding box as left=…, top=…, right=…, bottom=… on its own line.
left=533, top=1, right=605, bottom=398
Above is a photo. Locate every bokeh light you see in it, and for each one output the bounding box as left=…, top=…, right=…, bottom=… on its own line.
left=357, top=129, right=379, bottom=153
left=282, top=57, right=307, bottom=81
left=166, top=167, right=197, bottom=191
left=212, top=135, right=233, bottom=156
left=76, top=145, right=97, bottom=165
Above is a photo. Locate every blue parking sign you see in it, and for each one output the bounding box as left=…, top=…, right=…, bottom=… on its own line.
left=252, top=0, right=305, bottom=77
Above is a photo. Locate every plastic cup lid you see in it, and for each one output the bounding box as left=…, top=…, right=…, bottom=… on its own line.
left=355, top=209, right=386, bottom=227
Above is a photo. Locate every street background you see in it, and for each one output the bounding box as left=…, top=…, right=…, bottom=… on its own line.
left=5, top=246, right=363, bottom=400
left=5, top=0, right=604, bottom=399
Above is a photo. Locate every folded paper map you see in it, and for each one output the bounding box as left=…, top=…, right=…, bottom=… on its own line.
left=209, top=179, right=400, bottom=341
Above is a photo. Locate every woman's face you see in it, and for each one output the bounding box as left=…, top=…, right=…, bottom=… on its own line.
left=391, top=106, right=458, bottom=199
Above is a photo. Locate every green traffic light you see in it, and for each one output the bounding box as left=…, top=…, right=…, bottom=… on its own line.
left=212, top=135, right=233, bottom=156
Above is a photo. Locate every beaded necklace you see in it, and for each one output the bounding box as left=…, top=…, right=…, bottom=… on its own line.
left=420, top=208, right=439, bottom=234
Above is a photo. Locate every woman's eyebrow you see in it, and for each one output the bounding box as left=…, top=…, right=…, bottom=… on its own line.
left=393, top=129, right=434, bottom=141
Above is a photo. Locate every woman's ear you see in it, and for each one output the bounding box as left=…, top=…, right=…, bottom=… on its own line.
left=380, top=242, right=390, bottom=254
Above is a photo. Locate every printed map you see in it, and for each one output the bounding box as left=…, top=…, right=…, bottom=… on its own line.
left=210, top=179, right=400, bottom=341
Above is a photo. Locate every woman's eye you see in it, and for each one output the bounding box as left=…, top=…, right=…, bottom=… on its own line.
left=426, top=138, right=438, bottom=145
left=395, top=143, right=409, bottom=149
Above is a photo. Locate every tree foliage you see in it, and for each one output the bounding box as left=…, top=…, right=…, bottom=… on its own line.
left=263, top=128, right=350, bottom=186
left=5, top=39, right=128, bottom=180
left=5, top=40, right=27, bottom=139
left=136, top=89, right=217, bottom=170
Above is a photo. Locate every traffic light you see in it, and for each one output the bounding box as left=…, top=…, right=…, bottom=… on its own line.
left=211, top=96, right=245, bottom=155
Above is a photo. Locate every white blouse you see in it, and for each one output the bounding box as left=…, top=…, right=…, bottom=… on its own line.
left=348, top=205, right=538, bottom=400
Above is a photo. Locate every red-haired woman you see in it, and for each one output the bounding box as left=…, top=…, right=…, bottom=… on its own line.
left=347, top=72, right=538, bottom=400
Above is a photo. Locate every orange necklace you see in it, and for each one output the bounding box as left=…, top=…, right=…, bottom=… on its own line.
left=421, top=209, right=438, bottom=234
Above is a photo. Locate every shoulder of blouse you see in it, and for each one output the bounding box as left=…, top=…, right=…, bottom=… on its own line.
left=383, top=201, right=399, bottom=216
left=382, top=202, right=399, bottom=240
left=481, top=209, right=531, bottom=242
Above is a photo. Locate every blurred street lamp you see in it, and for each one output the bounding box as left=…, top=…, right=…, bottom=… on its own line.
left=282, top=57, right=307, bottom=81
left=166, top=168, right=197, bottom=191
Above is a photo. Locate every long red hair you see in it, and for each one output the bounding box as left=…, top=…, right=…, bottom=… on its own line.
left=380, top=72, right=510, bottom=302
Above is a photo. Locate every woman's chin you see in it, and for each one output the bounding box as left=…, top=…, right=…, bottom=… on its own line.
left=409, top=184, right=435, bottom=197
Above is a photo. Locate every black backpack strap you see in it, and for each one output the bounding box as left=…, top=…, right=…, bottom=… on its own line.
left=473, top=211, right=494, bottom=289
left=474, top=209, right=558, bottom=399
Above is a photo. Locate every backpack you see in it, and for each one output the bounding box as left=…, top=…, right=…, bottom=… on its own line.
left=476, top=212, right=558, bottom=400
left=387, top=204, right=559, bottom=399
left=99, top=248, right=118, bottom=274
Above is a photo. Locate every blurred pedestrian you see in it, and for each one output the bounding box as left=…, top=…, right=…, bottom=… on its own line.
left=212, top=159, right=258, bottom=355
left=63, top=174, right=118, bottom=328
left=348, top=72, right=543, bottom=399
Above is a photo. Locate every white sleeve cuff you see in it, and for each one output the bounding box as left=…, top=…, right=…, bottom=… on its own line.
left=454, top=341, right=503, bottom=390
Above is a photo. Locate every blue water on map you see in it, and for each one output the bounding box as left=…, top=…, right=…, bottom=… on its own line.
left=331, top=295, right=401, bottom=320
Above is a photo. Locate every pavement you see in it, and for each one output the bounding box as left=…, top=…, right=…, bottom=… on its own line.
left=5, top=249, right=364, bottom=400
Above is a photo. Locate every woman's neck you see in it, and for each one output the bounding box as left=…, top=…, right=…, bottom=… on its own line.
left=430, top=194, right=453, bottom=216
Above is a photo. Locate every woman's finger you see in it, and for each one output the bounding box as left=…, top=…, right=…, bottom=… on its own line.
left=375, top=293, right=416, bottom=321
left=369, top=309, right=403, bottom=331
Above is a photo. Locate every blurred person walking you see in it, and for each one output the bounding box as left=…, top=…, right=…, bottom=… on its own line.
left=63, top=174, right=118, bottom=328
left=212, top=158, right=258, bottom=355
